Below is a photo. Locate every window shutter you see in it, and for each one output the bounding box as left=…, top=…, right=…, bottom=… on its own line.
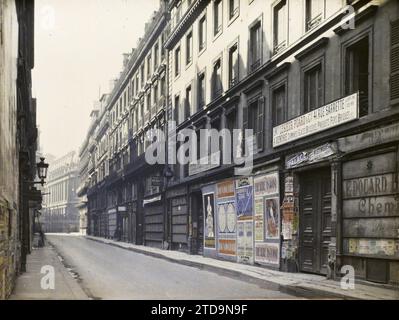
left=242, top=100, right=249, bottom=156
left=391, top=19, right=399, bottom=102
left=257, top=96, right=265, bottom=151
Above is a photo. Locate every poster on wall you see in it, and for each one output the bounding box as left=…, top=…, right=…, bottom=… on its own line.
left=217, top=180, right=235, bottom=199
left=254, top=172, right=279, bottom=197
left=265, top=198, right=280, bottom=240
left=235, top=180, right=253, bottom=220
left=217, top=180, right=237, bottom=256
left=254, top=198, right=264, bottom=242
left=237, top=221, right=254, bottom=264
left=203, top=193, right=216, bottom=248
left=255, top=243, right=280, bottom=266
left=281, top=200, right=294, bottom=240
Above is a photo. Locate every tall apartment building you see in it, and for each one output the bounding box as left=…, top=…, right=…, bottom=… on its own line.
left=81, top=2, right=169, bottom=246
left=42, top=152, right=80, bottom=233
left=0, top=0, right=39, bottom=299
left=82, top=0, right=399, bottom=285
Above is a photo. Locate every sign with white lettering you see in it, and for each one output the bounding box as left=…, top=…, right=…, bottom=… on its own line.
left=273, top=93, right=359, bottom=147
left=285, top=143, right=337, bottom=169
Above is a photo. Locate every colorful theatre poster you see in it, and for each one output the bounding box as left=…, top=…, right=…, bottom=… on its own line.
left=203, top=193, right=216, bottom=248
left=265, top=197, right=280, bottom=240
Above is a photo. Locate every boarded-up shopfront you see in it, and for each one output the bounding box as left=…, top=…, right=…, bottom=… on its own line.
left=338, top=122, right=399, bottom=284
left=167, top=186, right=189, bottom=251
left=143, top=195, right=164, bottom=248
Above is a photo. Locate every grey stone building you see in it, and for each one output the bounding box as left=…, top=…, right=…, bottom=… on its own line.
left=42, top=152, right=80, bottom=233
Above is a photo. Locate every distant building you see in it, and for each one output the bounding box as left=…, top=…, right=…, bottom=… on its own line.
left=42, top=152, right=80, bottom=233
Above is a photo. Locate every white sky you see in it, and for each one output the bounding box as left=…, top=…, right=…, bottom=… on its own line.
left=33, top=0, right=160, bottom=158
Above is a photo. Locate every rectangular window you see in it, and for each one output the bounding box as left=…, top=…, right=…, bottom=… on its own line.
left=174, top=95, right=180, bottom=123
left=304, top=64, right=323, bottom=112
left=248, top=97, right=264, bottom=150
left=273, top=0, right=287, bottom=54
left=229, top=0, right=239, bottom=20
left=185, top=85, right=192, bottom=118
left=199, top=15, right=206, bottom=52
left=141, top=64, right=145, bottom=86
left=214, top=0, right=222, bottom=36
left=229, top=43, right=239, bottom=88
left=175, top=46, right=181, bottom=77
left=306, top=0, right=323, bottom=31
left=249, top=21, right=261, bottom=72
left=160, top=76, right=166, bottom=97
left=154, top=43, right=159, bottom=70
left=272, top=85, right=286, bottom=126
left=212, top=58, right=223, bottom=99
left=147, top=54, right=152, bottom=77
left=186, top=31, right=193, bottom=65
left=198, top=72, right=206, bottom=110
left=175, top=1, right=182, bottom=25
left=136, top=74, right=140, bottom=92
left=345, top=36, right=369, bottom=117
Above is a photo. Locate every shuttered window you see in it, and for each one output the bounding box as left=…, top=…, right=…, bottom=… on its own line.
left=391, top=19, right=399, bottom=102
left=243, top=96, right=264, bottom=152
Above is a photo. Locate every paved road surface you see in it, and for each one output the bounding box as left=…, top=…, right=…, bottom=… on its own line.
left=46, top=234, right=297, bottom=300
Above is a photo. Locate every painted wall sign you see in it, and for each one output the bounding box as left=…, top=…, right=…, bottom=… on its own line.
left=273, top=92, right=359, bottom=147
left=343, top=173, right=399, bottom=199
left=265, top=198, right=280, bottom=239
left=237, top=221, right=254, bottom=264
left=254, top=173, right=279, bottom=197
left=203, top=193, right=216, bottom=248
left=254, top=198, right=264, bottom=242
left=255, top=243, right=280, bottom=266
left=343, top=195, right=399, bottom=218
left=285, top=143, right=337, bottom=169
left=338, top=121, right=399, bottom=153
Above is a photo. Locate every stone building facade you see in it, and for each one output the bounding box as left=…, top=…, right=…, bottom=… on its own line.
left=0, top=0, right=39, bottom=299
left=81, top=0, right=399, bottom=286
left=42, top=152, right=80, bottom=233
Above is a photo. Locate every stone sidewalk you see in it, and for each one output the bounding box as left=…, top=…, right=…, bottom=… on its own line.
left=9, top=243, right=89, bottom=300
left=86, top=235, right=399, bottom=300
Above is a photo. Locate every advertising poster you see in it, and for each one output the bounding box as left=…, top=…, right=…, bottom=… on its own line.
left=254, top=243, right=280, bottom=266
left=254, top=172, right=279, bottom=197
left=235, top=180, right=253, bottom=220
left=216, top=180, right=237, bottom=257
left=281, top=200, right=294, bottom=240
left=237, top=221, right=254, bottom=264
left=203, top=193, right=216, bottom=248
left=265, top=198, right=280, bottom=239
left=254, top=198, right=264, bottom=242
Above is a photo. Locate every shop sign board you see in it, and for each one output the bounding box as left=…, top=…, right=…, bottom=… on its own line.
left=338, top=121, right=399, bottom=153
left=285, top=143, right=337, bottom=169
left=273, top=93, right=359, bottom=147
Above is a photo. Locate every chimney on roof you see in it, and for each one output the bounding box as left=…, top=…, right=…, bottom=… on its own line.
left=123, top=53, right=130, bottom=68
